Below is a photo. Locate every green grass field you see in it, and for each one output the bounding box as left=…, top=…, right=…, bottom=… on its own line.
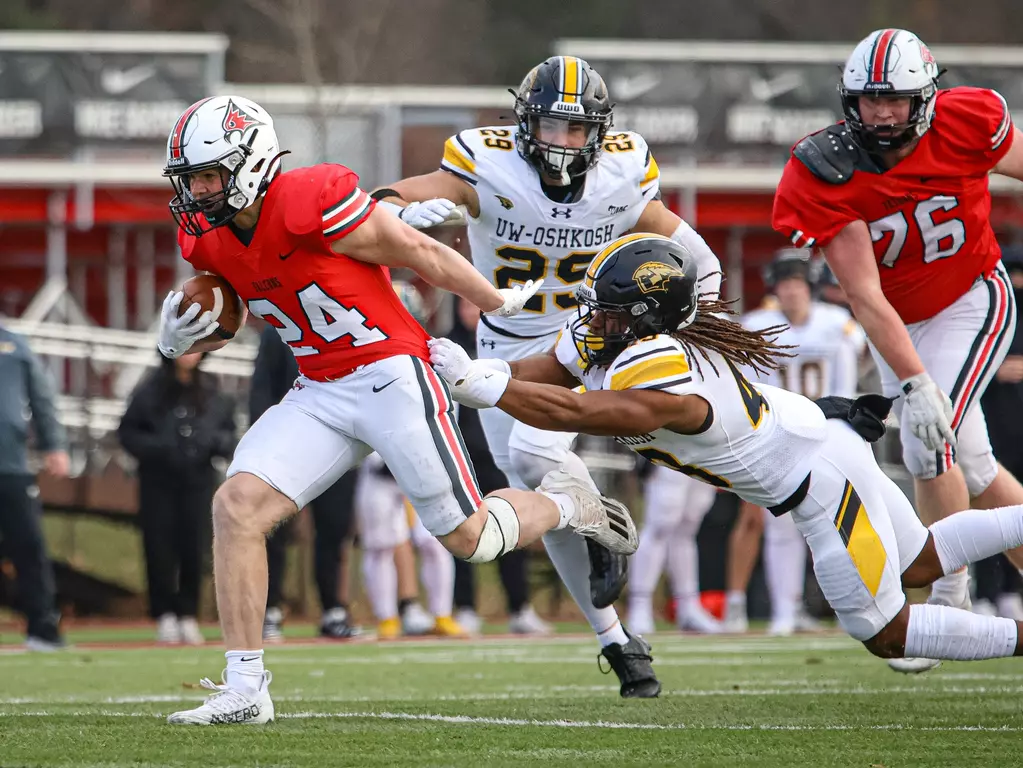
left=1, top=628, right=1022, bottom=767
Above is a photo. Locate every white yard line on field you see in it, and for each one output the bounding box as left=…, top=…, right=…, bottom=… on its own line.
left=0, top=708, right=1020, bottom=733
left=2, top=682, right=1022, bottom=707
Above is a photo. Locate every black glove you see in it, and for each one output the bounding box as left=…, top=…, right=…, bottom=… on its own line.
left=815, top=394, right=895, bottom=443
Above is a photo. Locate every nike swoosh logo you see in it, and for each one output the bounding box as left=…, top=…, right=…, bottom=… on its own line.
left=279, top=248, right=297, bottom=260
left=372, top=378, right=400, bottom=393
left=239, top=656, right=259, bottom=662
left=100, top=64, right=156, bottom=95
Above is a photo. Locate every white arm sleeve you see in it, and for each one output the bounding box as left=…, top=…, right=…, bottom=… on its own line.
left=670, top=219, right=722, bottom=301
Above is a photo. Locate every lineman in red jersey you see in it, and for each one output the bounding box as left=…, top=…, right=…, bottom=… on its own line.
left=156, top=96, right=638, bottom=725
left=774, top=29, right=1023, bottom=673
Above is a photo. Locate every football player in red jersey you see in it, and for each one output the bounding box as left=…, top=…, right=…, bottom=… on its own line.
left=774, top=29, right=1023, bottom=673
left=156, top=96, right=639, bottom=725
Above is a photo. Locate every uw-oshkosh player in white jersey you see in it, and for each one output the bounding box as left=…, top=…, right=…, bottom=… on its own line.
left=725, top=250, right=867, bottom=635
left=431, top=233, right=1023, bottom=668
left=376, top=56, right=722, bottom=697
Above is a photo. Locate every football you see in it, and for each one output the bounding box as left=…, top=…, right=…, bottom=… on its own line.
left=178, top=274, right=244, bottom=340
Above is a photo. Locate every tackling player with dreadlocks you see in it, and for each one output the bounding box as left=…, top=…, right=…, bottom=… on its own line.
left=429, top=232, right=1023, bottom=665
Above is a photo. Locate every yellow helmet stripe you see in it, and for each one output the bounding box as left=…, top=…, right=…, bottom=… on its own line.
left=562, top=56, right=580, bottom=103
left=583, top=233, right=668, bottom=289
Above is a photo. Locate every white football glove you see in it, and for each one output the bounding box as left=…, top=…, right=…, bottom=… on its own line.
left=428, top=338, right=511, bottom=408
left=157, top=290, right=220, bottom=359
left=483, top=279, right=545, bottom=318
left=900, top=372, right=957, bottom=452
left=398, top=198, right=462, bottom=229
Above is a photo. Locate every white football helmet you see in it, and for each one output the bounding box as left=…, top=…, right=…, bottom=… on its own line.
left=163, top=95, right=284, bottom=236
left=840, top=29, right=941, bottom=153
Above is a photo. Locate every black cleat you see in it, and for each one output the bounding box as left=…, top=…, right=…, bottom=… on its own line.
left=320, top=607, right=360, bottom=639
left=587, top=539, right=628, bottom=609
left=598, top=628, right=661, bottom=698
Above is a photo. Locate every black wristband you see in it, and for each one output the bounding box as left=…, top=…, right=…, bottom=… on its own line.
left=370, top=187, right=403, bottom=201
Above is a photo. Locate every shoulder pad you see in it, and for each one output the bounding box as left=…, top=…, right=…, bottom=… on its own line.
left=605, top=336, right=692, bottom=392
left=280, top=165, right=355, bottom=236
left=792, top=125, right=881, bottom=185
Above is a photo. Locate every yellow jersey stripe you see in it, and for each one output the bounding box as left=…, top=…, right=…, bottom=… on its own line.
left=583, top=233, right=667, bottom=289
left=833, top=481, right=855, bottom=532
left=442, top=139, right=477, bottom=177
left=847, top=504, right=886, bottom=597
left=610, top=356, right=691, bottom=391
left=641, top=154, right=660, bottom=188
left=563, top=56, right=580, bottom=103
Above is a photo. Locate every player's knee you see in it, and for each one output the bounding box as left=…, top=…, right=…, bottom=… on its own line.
left=863, top=611, right=910, bottom=659
left=962, top=454, right=998, bottom=498
left=508, top=445, right=561, bottom=490
left=213, top=474, right=290, bottom=540
left=738, top=505, right=765, bottom=536
left=440, top=495, right=521, bottom=563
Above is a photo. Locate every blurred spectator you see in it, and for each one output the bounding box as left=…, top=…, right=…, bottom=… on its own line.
left=118, top=351, right=236, bottom=645
left=975, top=247, right=1023, bottom=620
left=249, top=324, right=358, bottom=641
left=0, top=322, right=68, bottom=650
left=355, top=453, right=464, bottom=638
left=447, top=297, right=552, bottom=635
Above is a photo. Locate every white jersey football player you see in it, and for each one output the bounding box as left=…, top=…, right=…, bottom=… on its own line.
left=628, top=465, right=721, bottom=635
left=430, top=233, right=1023, bottom=668
left=376, top=56, right=721, bottom=697
left=725, top=249, right=867, bottom=635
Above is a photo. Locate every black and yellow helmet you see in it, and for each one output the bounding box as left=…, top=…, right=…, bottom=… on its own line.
left=513, top=56, right=612, bottom=183
left=571, top=234, right=699, bottom=368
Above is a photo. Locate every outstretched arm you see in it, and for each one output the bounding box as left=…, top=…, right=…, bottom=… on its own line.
left=336, top=204, right=506, bottom=312
left=375, top=170, right=480, bottom=218
left=496, top=382, right=681, bottom=437
left=509, top=346, right=580, bottom=389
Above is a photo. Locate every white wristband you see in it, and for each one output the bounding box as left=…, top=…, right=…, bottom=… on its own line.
left=464, top=370, right=511, bottom=407
left=477, top=358, right=512, bottom=377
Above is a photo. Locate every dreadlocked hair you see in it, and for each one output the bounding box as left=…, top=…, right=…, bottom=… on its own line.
left=671, top=292, right=793, bottom=379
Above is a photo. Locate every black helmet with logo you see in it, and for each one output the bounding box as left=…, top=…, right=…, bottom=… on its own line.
left=513, top=56, right=613, bottom=184
left=572, top=234, right=699, bottom=367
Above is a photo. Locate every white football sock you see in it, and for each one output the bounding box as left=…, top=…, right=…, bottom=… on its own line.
left=666, top=497, right=710, bottom=611
left=596, top=619, right=630, bottom=647
left=361, top=548, right=398, bottom=621
left=224, top=649, right=265, bottom=694
left=513, top=448, right=622, bottom=639
left=629, top=525, right=670, bottom=603
left=543, top=525, right=623, bottom=638
left=929, top=506, right=1023, bottom=573
left=763, top=511, right=807, bottom=625
left=416, top=535, right=455, bottom=618
left=904, top=603, right=1018, bottom=660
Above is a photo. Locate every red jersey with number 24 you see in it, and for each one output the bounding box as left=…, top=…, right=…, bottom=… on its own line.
left=178, top=163, right=429, bottom=380
left=773, top=87, right=1013, bottom=324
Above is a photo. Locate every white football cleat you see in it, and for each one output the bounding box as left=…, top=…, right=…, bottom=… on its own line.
left=156, top=613, right=181, bottom=645
left=508, top=605, right=554, bottom=636
left=178, top=617, right=205, bottom=646
left=401, top=603, right=435, bottom=636
left=540, top=470, right=639, bottom=555
left=721, top=602, right=749, bottom=634
left=167, top=671, right=274, bottom=725
left=678, top=605, right=724, bottom=634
